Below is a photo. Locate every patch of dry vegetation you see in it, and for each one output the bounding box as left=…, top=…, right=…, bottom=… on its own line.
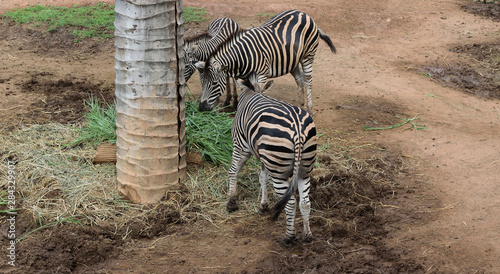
left=0, top=123, right=420, bottom=243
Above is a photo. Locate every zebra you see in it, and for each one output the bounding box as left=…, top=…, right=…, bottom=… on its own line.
left=195, top=10, right=336, bottom=114
left=183, top=17, right=240, bottom=107
left=183, top=17, right=239, bottom=82
left=228, top=74, right=317, bottom=244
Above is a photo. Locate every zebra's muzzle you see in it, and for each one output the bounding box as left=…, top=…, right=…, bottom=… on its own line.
left=198, top=101, right=211, bottom=111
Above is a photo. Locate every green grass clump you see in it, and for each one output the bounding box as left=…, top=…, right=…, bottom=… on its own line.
left=183, top=7, right=209, bottom=23
left=72, top=95, right=234, bottom=166
left=185, top=95, right=234, bottom=166
left=70, top=97, right=117, bottom=147
left=3, top=3, right=115, bottom=40
left=2, top=4, right=208, bottom=41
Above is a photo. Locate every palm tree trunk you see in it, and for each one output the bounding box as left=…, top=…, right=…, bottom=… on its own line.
left=114, top=0, right=186, bottom=204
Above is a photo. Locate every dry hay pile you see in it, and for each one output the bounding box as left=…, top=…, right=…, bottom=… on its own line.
left=0, top=123, right=418, bottom=235
left=0, top=123, right=424, bottom=272
left=0, top=123, right=415, bottom=234
left=0, top=123, right=270, bottom=239
left=0, top=124, right=187, bottom=238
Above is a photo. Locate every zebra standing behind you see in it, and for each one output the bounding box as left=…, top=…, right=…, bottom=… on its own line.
left=229, top=74, right=317, bottom=244
left=183, top=17, right=240, bottom=106
left=183, top=17, right=239, bottom=82
left=195, top=10, right=336, bottom=114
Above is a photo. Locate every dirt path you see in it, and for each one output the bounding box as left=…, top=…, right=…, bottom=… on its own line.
left=182, top=1, right=500, bottom=270
left=1, top=0, right=499, bottom=272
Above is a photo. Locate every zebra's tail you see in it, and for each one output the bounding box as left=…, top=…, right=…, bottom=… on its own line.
left=271, top=143, right=301, bottom=221
left=319, top=29, right=336, bottom=54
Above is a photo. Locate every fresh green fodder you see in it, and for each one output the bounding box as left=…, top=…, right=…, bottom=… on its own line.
left=185, top=95, right=234, bottom=166
left=70, top=97, right=116, bottom=148
left=72, top=96, right=235, bottom=166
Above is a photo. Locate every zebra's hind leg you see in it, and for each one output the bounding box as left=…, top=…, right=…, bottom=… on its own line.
left=281, top=195, right=297, bottom=246
left=258, top=165, right=270, bottom=214
left=291, top=65, right=306, bottom=109
left=298, top=176, right=313, bottom=242
left=227, top=149, right=251, bottom=212
left=301, top=56, right=315, bottom=115
left=274, top=179, right=297, bottom=245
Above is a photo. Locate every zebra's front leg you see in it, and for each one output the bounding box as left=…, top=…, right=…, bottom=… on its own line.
left=231, top=76, right=238, bottom=108
left=227, top=149, right=251, bottom=212
left=291, top=66, right=306, bottom=109
left=298, top=176, right=313, bottom=242
left=258, top=165, right=270, bottom=214
left=223, top=74, right=232, bottom=107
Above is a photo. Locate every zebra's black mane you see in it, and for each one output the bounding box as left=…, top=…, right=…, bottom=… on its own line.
left=184, top=31, right=210, bottom=43
left=203, top=28, right=248, bottom=72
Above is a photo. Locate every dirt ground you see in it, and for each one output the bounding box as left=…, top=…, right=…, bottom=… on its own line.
left=0, top=0, right=499, bottom=273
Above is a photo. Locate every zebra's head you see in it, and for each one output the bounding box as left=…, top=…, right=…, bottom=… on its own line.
left=195, top=60, right=228, bottom=111
left=182, top=43, right=200, bottom=83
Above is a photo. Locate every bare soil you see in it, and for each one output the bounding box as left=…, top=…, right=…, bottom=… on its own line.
left=1, top=0, right=499, bottom=273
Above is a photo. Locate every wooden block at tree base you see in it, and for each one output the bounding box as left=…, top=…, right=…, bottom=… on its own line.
left=186, top=151, right=203, bottom=165
left=93, top=143, right=204, bottom=165
left=94, top=143, right=117, bottom=164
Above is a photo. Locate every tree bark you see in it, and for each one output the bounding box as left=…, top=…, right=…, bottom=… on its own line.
left=94, top=143, right=202, bottom=165
left=114, top=0, right=186, bottom=204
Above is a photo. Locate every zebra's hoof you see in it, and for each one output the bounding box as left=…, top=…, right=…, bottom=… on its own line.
left=303, top=234, right=313, bottom=243
left=226, top=197, right=239, bottom=212
left=259, top=203, right=269, bottom=214
left=279, top=235, right=296, bottom=247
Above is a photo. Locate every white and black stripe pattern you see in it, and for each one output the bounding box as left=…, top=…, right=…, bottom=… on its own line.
left=183, top=17, right=239, bottom=82
left=228, top=76, right=317, bottom=244
left=196, top=10, right=336, bottom=113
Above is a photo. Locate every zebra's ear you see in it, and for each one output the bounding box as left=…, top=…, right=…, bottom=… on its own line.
left=213, top=62, right=228, bottom=73
left=236, top=78, right=253, bottom=91
left=194, top=61, right=205, bottom=70
left=189, top=44, right=199, bottom=53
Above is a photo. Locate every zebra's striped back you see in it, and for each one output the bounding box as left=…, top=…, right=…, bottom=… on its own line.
left=197, top=10, right=336, bottom=112
left=228, top=77, right=316, bottom=243
left=232, top=88, right=316, bottom=179
left=183, top=17, right=239, bottom=82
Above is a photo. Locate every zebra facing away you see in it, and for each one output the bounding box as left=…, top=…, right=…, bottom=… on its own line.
left=195, top=10, right=336, bottom=114
left=183, top=17, right=240, bottom=106
left=228, top=74, right=317, bottom=244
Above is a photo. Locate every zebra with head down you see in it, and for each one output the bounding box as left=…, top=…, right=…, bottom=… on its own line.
left=183, top=17, right=239, bottom=82
left=195, top=10, right=336, bottom=114
left=183, top=17, right=240, bottom=106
